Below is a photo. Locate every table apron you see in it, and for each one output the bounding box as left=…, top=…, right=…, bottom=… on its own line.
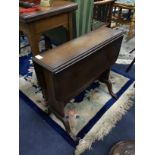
left=34, top=13, right=69, bottom=33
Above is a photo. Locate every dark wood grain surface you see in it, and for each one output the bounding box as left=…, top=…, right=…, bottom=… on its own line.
left=33, top=26, right=123, bottom=72
left=33, top=26, right=124, bottom=135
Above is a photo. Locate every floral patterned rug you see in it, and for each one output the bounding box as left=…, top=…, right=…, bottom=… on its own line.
left=19, top=26, right=135, bottom=154
left=19, top=54, right=134, bottom=154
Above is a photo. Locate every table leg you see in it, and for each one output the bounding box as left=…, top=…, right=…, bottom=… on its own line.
left=47, top=102, right=76, bottom=139
left=126, top=58, right=135, bottom=73
left=116, top=7, right=122, bottom=27
left=27, top=33, right=40, bottom=56
left=127, top=11, right=135, bottom=40
left=44, top=36, right=52, bottom=50
left=68, top=13, right=73, bottom=40
left=33, top=61, right=48, bottom=105
left=99, top=68, right=118, bottom=99
left=28, top=33, right=50, bottom=105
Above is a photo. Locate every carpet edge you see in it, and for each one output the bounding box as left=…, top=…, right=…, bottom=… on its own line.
left=75, top=82, right=135, bottom=155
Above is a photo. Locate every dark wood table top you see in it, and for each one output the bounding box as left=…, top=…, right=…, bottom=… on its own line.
left=19, top=1, right=78, bottom=23
left=33, top=26, right=123, bottom=73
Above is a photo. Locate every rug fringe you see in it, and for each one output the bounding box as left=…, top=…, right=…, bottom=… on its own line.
left=75, top=83, right=134, bottom=155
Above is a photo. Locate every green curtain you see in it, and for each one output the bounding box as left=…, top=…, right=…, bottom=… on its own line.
left=72, top=0, right=94, bottom=37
